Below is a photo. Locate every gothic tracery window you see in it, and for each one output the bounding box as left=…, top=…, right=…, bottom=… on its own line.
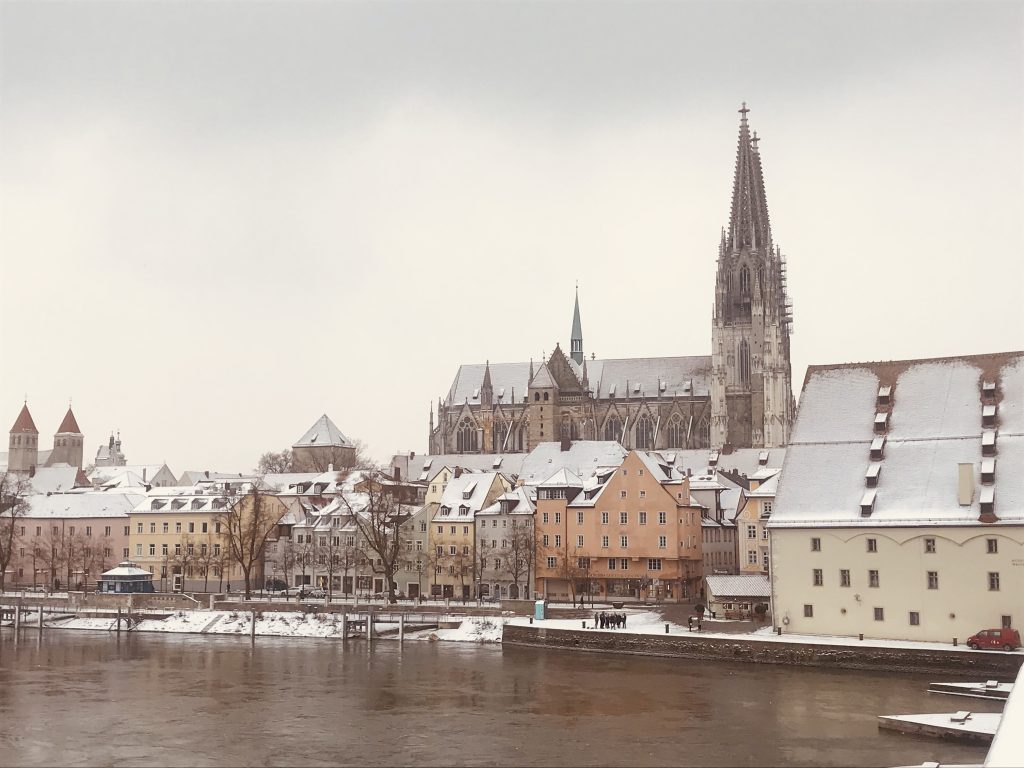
left=492, top=421, right=508, bottom=452
left=604, top=415, right=622, bottom=442
left=456, top=417, right=478, bottom=453
left=740, top=265, right=750, bottom=294
left=698, top=419, right=711, bottom=449
left=666, top=416, right=684, bottom=448
left=739, top=340, right=751, bottom=386
left=635, top=414, right=654, bottom=450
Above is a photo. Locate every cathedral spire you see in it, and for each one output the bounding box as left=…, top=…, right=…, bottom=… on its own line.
left=481, top=360, right=494, bottom=407
left=727, top=102, right=772, bottom=255
left=570, top=285, right=584, bottom=365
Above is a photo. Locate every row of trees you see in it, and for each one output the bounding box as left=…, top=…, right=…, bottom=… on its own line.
left=256, top=440, right=372, bottom=475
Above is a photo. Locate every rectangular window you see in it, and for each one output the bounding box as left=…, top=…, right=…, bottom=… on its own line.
left=909, top=611, right=920, bottom=626
left=437, top=526, right=443, bottom=534
left=810, top=537, right=820, bottom=551
left=927, top=571, right=938, bottom=590
left=542, top=512, right=549, bottom=524
left=762, top=527, right=769, bottom=541
left=873, top=607, right=884, bottom=621
left=619, top=512, right=628, bottom=525
left=554, top=535, right=561, bottom=548
left=463, top=526, right=469, bottom=535
left=924, top=538, right=935, bottom=553
left=150, top=523, right=156, bottom=534
left=639, top=490, right=646, bottom=498
left=148, top=544, right=155, bottom=556
left=215, top=523, right=221, bottom=534
left=546, top=557, right=557, bottom=569
left=162, top=522, right=168, bottom=534
left=554, top=512, right=561, bottom=524
left=577, top=535, right=584, bottom=547
left=542, top=535, right=549, bottom=547
left=161, top=544, right=168, bottom=556
left=620, top=536, right=628, bottom=548
left=202, top=522, right=208, bottom=534
left=987, top=539, right=998, bottom=554
left=174, top=544, right=181, bottom=556
left=988, top=572, right=1000, bottom=591
left=601, top=512, right=609, bottom=525
left=868, top=570, right=879, bottom=588
left=658, top=511, right=667, bottom=525
left=658, top=535, right=667, bottom=549
left=647, top=558, right=662, bottom=571
left=136, top=544, right=143, bottom=556
left=85, top=526, right=92, bottom=536
left=639, top=511, right=647, bottom=525
left=188, top=522, right=195, bottom=533
left=619, top=559, right=629, bottom=570
left=867, top=538, right=877, bottom=553
left=803, top=604, right=813, bottom=618
left=747, top=550, right=758, bottom=565
left=747, top=525, right=757, bottom=539
left=620, top=490, right=627, bottom=499
left=577, top=512, right=584, bottom=525
left=175, top=522, right=181, bottom=534
left=124, top=526, right=129, bottom=536
left=813, top=569, right=823, bottom=586
left=449, top=546, right=457, bottom=555
left=104, top=526, right=111, bottom=536
left=137, top=523, right=143, bottom=534
left=608, top=558, right=616, bottom=570
left=601, top=536, right=609, bottom=548
left=839, top=569, right=850, bottom=587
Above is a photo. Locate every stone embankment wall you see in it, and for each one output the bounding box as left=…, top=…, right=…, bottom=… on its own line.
left=503, top=625, right=1024, bottom=677
left=1, top=592, right=202, bottom=611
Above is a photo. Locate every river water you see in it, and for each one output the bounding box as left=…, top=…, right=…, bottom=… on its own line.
left=0, top=632, right=999, bottom=767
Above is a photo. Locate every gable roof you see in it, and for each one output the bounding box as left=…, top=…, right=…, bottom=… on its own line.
left=293, top=414, right=353, bottom=448
left=530, top=362, right=556, bottom=389
left=56, top=407, right=82, bottom=434
left=519, top=441, right=628, bottom=486
left=705, top=574, right=771, bottom=599
left=772, top=352, right=1023, bottom=528
left=10, top=403, right=38, bottom=434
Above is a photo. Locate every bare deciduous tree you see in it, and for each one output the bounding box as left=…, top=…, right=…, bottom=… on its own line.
left=256, top=449, right=294, bottom=475
left=342, top=471, right=413, bottom=605
left=0, top=471, right=31, bottom=592
left=216, top=481, right=283, bottom=599
left=501, top=519, right=535, bottom=600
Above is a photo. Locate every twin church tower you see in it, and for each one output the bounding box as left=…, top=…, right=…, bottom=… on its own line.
left=430, top=105, right=794, bottom=455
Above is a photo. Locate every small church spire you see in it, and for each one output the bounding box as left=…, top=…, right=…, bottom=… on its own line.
left=570, top=284, right=584, bottom=365
left=481, top=360, right=493, bottom=407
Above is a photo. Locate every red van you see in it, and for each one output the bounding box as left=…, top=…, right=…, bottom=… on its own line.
left=966, top=628, right=1021, bottom=651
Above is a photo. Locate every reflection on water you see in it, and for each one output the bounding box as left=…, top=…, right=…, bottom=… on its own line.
left=0, top=632, right=998, bottom=767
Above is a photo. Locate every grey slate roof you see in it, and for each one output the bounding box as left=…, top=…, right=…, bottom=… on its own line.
left=293, top=414, right=353, bottom=448
left=705, top=574, right=771, bottom=598
left=519, top=441, right=628, bottom=486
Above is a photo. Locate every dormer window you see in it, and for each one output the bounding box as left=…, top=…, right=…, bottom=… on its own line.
left=982, top=430, right=997, bottom=457
left=440, top=507, right=451, bottom=517
left=877, top=385, right=891, bottom=407
left=873, top=412, right=889, bottom=433
left=865, top=463, right=881, bottom=488
left=870, top=436, right=886, bottom=460
left=980, top=486, right=995, bottom=517
left=709, top=450, right=720, bottom=467
left=860, top=489, right=876, bottom=517
left=609, top=384, right=616, bottom=398
left=982, top=380, right=996, bottom=398
left=982, top=404, right=997, bottom=427
left=758, top=450, right=769, bottom=466
left=981, top=458, right=995, bottom=485
left=459, top=505, right=469, bottom=516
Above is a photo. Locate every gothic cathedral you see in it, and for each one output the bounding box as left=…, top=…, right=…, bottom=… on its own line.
left=430, top=105, right=794, bottom=455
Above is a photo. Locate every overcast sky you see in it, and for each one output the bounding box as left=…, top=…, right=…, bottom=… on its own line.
left=2, top=0, right=1022, bottom=473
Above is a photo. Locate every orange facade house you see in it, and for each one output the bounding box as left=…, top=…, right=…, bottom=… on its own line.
left=534, top=451, right=703, bottom=602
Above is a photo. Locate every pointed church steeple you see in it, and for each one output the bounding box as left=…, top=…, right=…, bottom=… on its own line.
left=481, top=360, right=494, bottom=407
left=570, top=286, right=584, bottom=365
left=727, top=103, right=772, bottom=255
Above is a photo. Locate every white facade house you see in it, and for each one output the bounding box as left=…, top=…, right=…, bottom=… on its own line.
left=769, top=352, right=1023, bottom=643
left=476, top=486, right=536, bottom=600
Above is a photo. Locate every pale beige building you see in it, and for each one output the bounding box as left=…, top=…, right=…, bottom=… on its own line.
left=736, top=469, right=779, bottom=574
left=770, top=352, right=1023, bottom=643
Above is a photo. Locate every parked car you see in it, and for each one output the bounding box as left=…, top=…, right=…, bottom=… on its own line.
left=966, top=627, right=1021, bottom=651
left=301, top=587, right=327, bottom=599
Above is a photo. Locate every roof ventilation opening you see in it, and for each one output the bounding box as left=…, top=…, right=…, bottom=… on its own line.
left=859, top=489, right=876, bottom=517
left=982, top=380, right=996, bottom=399
left=876, top=385, right=892, bottom=407
left=709, top=450, right=720, bottom=467
left=982, top=404, right=997, bottom=427
left=957, top=463, right=974, bottom=506
left=633, top=382, right=641, bottom=394
left=865, top=463, right=881, bottom=488
left=758, top=450, right=769, bottom=466
left=979, top=486, right=996, bottom=523
left=980, top=458, right=995, bottom=485
left=873, top=412, right=889, bottom=433
left=982, top=430, right=997, bottom=457
left=870, top=436, right=886, bottom=460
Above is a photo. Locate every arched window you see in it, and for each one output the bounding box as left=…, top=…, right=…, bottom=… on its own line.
left=757, top=265, right=764, bottom=290
left=666, top=416, right=685, bottom=448
left=534, top=392, right=540, bottom=402
left=698, top=419, right=711, bottom=449
left=543, top=392, right=549, bottom=402
left=492, top=421, right=507, bottom=452
left=739, top=340, right=751, bottom=385
left=739, top=265, right=750, bottom=294
left=456, top=418, right=478, bottom=453
left=604, top=415, right=622, bottom=442
left=635, top=414, right=654, bottom=450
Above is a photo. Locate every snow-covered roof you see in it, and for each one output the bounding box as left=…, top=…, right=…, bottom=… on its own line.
left=394, top=452, right=527, bottom=482
left=647, top=448, right=786, bottom=479
left=479, top=487, right=535, bottom=516
left=88, top=464, right=176, bottom=486
left=16, top=492, right=143, bottom=519
left=177, top=470, right=247, bottom=486
left=705, top=574, right=771, bottom=598
left=28, top=465, right=85, bottom=494
left=100, top=562, right=153, bottom=578
left=292, top=414, right=353, bottom=448
left=519, top=441, right=627, bottom=486
left=772, top=353, right=1024, bottom=529
left=747, top=473, right=780, bottom=498
left=537, top=468, right=585, bottom=488
left=434, top=472, right=504, bottom=520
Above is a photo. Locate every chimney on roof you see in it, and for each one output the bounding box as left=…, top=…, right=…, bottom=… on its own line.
left=143, top=468, right=147, bottom=483
left=561, top=436, right=571, bottom=452
left=957, top=463, right=974, bottom=506
left=454, top=467, right=463, bottom=478
left=29, top=465, right=35, bottom=478
left=409, top=451, right=415, bottom=460
left=328, top=463, right=334, bottom=472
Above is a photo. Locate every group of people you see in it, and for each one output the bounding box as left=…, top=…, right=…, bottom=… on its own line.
left=594, top=612, right=627, bottom=629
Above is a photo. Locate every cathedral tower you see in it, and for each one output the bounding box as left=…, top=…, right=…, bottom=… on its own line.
left=8, top=402, right=39, bottom=473
left=49, top=406, right=84, bottom=469
left=710, top=104, right=794, bottom=449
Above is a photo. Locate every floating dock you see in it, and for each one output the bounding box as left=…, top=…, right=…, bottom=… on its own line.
left=877, top=711, right=1001, bottom=744
left=928, top=680, right=1013, bottom=701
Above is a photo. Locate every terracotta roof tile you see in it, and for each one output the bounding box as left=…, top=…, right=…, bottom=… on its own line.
left=56, top=407, right=82, bottom=434
left=10, top=403, right=38, bottom=434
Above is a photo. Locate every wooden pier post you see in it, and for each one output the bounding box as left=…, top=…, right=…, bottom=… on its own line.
left=367, top=609, right=373, bottom=642
left=399, top=613, right=405, bottom=643
left=14, top=604, right=21, bottom=633
left=38, top=605, right=44, bottom=635
left=116, top=607, right=122, bottom=634
left=250, top=610, right=257, bottom=642
left=341, top=612, right=348, bottom=641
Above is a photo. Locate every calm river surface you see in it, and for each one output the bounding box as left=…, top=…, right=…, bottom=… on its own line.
left=0, top=632, right=999, bottom=767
